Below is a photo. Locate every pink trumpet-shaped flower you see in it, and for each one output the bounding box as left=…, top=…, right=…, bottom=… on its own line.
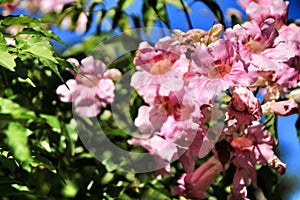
left=227, top=87, right=262, bottom=125
left=56, top=56, right=119, bottom=117
left=189, top=39, right=251, bottom=103
left=131, top=36, right=189, bottom=104
left=174, top=156, right=227, bottom=199
left=270, top=98, right=298, bottom=116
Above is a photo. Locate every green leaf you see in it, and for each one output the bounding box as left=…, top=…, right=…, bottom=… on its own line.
left=39, top=58, right=64, bottom=82
left=17, top=27, right=66, bottom=45
left=0, top=49, right=17, bottom=71
left=40, top=114, right=61, bottom=132
left=0, top=0, right=14, bottom=4
left=4, top=122, right=32, bottom=163
left=295, top=116, right=300, bottom=141
left=0, top=15, right=42, bottom=26
left=142, top=2, right=156, bottom=29
left=0, top=97, right=36, bottom=119
left=25, top=45, right=58, bottom=63
left=17, top=77, right=36, bottom=87
left=143, top=0, right=170, bottom=29
left=264, top=114, right=277, bottom=139
left=121, top=0, right=135, bottom=10
left=0, top=33, right=16, bottom=71
left=165, top=0, right=190, bottom=11
left=21, top=36, right=58, bottom=63
left=0, top=184, right=30, bottom=196
left=142, top=184, right=171, bottom=200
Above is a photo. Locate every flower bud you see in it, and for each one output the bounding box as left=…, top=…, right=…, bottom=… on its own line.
left=290, top=89, right=300, bottom=103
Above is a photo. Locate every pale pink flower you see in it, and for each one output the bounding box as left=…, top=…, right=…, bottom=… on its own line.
left=270, top=98, right=298, bottom=116
left=131, top=37, right=189, bottom=104
left=290, top=89, right=300, bottom=103
left=225, top=19, right=280, bottom=72
left=60, top=12, right=89, bottom=33
left=228, top=123, right=276, bottom=199
left=173, top=24, right=224, bottom=49
left=238, top=0, right=272, bottom=9
left=56, top=56, right=118, bottom=117
left=128, top=135, right=178, bottom=162
left=227, top=87, right=262, bottom=125
left=228, top=156, right=253, bottom=200
left=189, top=39, right=251, bottom=103
left=246, top=0, right=289, bottom=27
left=233, top=123, right=276, bottom=159
left=31, top=0, right=75, bottom=13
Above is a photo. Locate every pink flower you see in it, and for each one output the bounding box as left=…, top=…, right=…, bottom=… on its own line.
left=128, top=135, right=178, bottom=162
left=173, top=24, right=224, bottom=49
left=189, top=39, right=251, bottom=103
left=56, top=56, right=118, bottom=117
left=228, top=123, right=275, bottom=199
left=229, top=157, right=253, bottom=200
left=233, top=123, right=276, bottom=165
left=30, top=0, right=75, bottom=13
left=225, top=19, right=280, bottom=72
left=227, top=87, right=262, bottom=125
left=245, top=0, right=289, bottom=27
left=60, top=12, right=89, bottom=33
left=131, top=37, right=189, bottom=104
left=1, top=1, right=18, bottom=16
left=174, top=156, right=226, bottom=199
left=238, top=0, right=272, bottom=9
left=270, top=98, right=298, bottom=116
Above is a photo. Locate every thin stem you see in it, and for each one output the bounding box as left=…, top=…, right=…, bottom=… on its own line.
left=180, top=0, right=193, bottom=29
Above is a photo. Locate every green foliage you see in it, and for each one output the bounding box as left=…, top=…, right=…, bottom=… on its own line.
left=0, top=33, right=16, bottom=71
left=0, top=0, right=295, bottom=199
left=4, top=122, right=32, bottom=165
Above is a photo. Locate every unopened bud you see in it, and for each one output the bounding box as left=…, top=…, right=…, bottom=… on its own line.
left=104, top=68, right=122, bottom=81
left=269, top=155, right=286, bottom=175
left=290, top=89, right=300, bottom=103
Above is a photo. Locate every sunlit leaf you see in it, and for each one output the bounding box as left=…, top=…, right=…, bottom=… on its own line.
left=0, top=49, right=17, bottom=71
left=0, top=15, right=42, bottom=26
left=4, top=122, right=32, bottom=164
left=0, top=97, right=36, bottom=119
left=0, top=33, right=16, bottom=71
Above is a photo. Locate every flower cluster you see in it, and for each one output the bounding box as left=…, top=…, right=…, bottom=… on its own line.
left=129, top=0, right=299, bottom=199
left=56, top=56, right=121, bottom=117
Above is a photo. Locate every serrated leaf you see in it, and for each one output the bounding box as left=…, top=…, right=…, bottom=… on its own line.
left=0, top=97, right=36, bottom=119
left=22, top=36, right=58, bottom=63
left=17, top=27, right=66, bottom=45
left=24, top=45, right=58, bottom=63
left=4, top=122, right=32, bottom=163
